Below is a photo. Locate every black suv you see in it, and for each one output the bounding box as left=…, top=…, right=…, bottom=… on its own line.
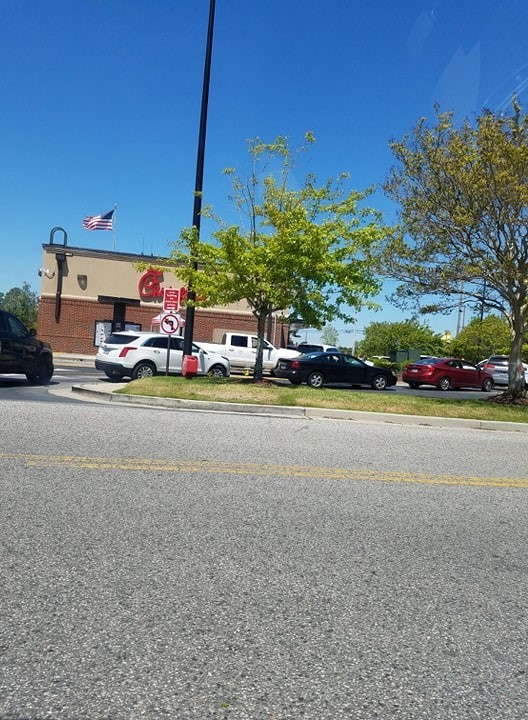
left=0, top=309, right=54, bottom=384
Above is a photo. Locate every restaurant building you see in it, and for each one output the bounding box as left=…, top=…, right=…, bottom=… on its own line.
left=37, top=230, right=289, bottom=354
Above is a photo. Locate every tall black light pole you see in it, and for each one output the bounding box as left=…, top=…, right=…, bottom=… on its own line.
left=182, top=0, right=216, bottom=370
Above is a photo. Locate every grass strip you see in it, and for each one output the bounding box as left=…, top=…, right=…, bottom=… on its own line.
left=115, top=376, right=528, bottom=423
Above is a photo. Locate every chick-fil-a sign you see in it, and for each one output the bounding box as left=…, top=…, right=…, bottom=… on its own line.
left=138, top=268, right=164, bottom=300
left=138, top=268, right=188, bottom=305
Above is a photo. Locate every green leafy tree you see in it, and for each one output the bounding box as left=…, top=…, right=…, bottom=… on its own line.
left=320, top=324, right=340, bottom=347
left=172, top=134, right=388, bottom=380
left=378, top=98, right=528, bottom=396
left=0, top=283, right=38, bottom=328
left=360, top=319, right=444, bottom=358
left=450, top=315, right=511, bottom=362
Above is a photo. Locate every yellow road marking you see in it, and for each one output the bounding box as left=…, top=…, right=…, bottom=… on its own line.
left=1, top=453, right=527, bottom=488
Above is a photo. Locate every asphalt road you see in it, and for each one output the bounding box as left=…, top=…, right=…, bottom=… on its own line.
left=1, top=398, right=527, bottom=719
left=0, top=363, right=102, bottom=403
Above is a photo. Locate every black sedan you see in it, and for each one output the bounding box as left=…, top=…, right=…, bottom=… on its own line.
left=275, top=351, right=398, bottom=390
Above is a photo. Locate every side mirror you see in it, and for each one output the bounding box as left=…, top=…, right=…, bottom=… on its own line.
left=29, top=328, right=36, bottom=337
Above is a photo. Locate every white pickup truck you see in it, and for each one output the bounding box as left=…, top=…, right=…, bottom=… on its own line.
left=196, top=332, right=300, bottom=373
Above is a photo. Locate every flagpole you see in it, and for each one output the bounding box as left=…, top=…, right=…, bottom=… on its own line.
left=112, top=203, right=117, bottom=251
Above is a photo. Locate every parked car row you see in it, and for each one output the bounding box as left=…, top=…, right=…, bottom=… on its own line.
left=3, top=306, right=525, bottom=396
left=95, top=332, right=230, bottom=381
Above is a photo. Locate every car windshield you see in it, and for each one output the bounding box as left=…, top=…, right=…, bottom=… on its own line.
left=4, top=312, right=29, bottom=336
left=297, top=345, right=321, bottom=353
left=298, top=344, right=340, bottom=353
left=104, top=333, right=141, bottom=345
left=302, top=351, right=325, bottom=359
left=414, top=358, right=443, bottom=365
left=343, top=355, right=365, bottom=367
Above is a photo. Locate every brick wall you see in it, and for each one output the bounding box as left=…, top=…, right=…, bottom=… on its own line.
left=37, top=298, right=287, bottom=354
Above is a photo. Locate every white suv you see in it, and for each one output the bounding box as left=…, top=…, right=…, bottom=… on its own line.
left=95, top=332, right=230, bottom=381
left=477, top=355, right=528, bottom=386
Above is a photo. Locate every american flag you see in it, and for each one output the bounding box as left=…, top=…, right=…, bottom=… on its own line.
left=82, top=209, right=114, bottom=231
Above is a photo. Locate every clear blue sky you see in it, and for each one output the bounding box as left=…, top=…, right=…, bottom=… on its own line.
left=2, top=0, right=527, bottom=347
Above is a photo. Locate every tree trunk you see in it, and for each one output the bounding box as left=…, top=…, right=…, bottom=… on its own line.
left=253, top=312, right=268, bottom=382
left=508, top=308, right=526, bottom=397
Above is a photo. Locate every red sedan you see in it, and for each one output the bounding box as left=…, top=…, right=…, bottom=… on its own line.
left=402, top=357, right=494, bottom=391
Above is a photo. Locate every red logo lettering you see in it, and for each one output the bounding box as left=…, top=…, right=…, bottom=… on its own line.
left=138, top=269, right=164, bottom=300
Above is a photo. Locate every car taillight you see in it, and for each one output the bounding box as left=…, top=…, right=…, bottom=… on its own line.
left=118, top=346, right=137, bottom=358
left=484, top=364, right=494, bottom=370
left=291, top=360, right=301, bottom=369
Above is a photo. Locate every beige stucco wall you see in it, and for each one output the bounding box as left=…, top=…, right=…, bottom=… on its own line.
left=39, top=245, right=250, bottom=313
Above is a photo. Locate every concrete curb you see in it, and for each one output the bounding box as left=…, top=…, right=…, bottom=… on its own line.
left=55, top=354, right=96, bottom=364
left=70, top=383, right=528, bottom=433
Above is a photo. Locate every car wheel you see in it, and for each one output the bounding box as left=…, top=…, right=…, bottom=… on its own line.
left=208, top=364, right=227, bottom=378
left=481, top=378, right=494, bottom=392
left=132, top=361, right=156, bottom=380
left=26, top=356, right=54, bottom=385
left=371, top=374, right=388, bottom=391
left=408, top=382, right=419, bottom=389
left=307, top=371, right=325, bottom=388
left=437, top=376, right=451, bottom=391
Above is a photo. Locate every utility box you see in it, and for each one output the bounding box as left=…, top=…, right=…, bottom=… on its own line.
left=389, top=350, right=409, bottom=363
left=389, top=348, right=422, bottom=363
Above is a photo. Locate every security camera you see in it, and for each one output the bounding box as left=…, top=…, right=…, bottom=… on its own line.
left=38, top=268, right=55, bottom=279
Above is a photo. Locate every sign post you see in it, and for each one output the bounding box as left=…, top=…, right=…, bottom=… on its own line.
left=159, top=313, right=180, bottom=375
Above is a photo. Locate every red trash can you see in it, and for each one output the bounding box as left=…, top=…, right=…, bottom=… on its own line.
left=182, top=354, right=199, bottom=378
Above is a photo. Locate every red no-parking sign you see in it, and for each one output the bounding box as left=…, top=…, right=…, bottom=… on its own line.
left=163, top=288, right=181, bottom=312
